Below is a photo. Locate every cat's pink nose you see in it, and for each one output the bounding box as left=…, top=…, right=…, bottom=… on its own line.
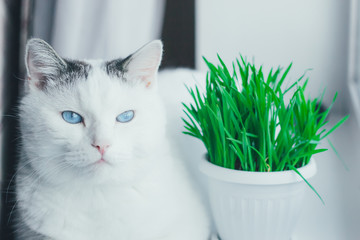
left=92, top=144, right=109, bottom=155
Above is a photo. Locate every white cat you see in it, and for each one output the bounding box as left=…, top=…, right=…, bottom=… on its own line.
left=15, top=39, right=211, bottom=240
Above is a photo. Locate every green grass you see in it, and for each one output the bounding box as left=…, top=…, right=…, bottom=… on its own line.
left=183, top=55, right=348, bottom=173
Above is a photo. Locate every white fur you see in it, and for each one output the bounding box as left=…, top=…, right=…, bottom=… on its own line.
left=16, top=40, right=211, bottom=240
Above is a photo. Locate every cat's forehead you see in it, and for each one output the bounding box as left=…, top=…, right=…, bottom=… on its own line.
left=59, top=58, right=126, bottom=86
left=73, top=60, right=141, bottom=110
left=87, top=58, right=127, bottom=78
left=76, top=61, right=121, bottom=95
left=44, top=57, right=152, bottom=112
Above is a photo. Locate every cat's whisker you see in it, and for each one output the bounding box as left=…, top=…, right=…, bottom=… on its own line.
left=7, top=197, right=20, bottom=225
left=7, top=151, right=71, bottom=198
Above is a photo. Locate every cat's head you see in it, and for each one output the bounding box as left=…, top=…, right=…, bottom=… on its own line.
left=20, top=38, right=166, bottom=185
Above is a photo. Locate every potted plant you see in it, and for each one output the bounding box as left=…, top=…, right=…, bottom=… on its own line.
left=182, top=56, right=348, bottom=240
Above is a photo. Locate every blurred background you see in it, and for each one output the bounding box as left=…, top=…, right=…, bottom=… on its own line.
left=0, top=0, right=359, bottom=239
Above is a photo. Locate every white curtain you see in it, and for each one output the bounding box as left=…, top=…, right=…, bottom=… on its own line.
left=51, top=0, right=165, bottom=60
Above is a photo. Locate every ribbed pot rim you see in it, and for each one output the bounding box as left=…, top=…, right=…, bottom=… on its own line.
left=199, top=156, right=317, bottom=185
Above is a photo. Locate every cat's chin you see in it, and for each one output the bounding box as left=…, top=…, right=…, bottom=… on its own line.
left=77, top=160, right=140, bottom=185
left=91, top=169, right=137, bottom=185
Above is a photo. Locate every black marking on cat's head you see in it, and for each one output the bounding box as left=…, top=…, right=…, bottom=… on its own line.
left=25, top=38, right=91, bottom=91
left=105, top=55, right=131, bottom=79
left=61, top=59, right=91, bottom=85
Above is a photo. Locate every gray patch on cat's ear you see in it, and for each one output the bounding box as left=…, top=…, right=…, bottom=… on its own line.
left=25, top=38, right=67, bottom=89
left=25, top=38, right=91, bottom=90
left=106, top=40, right=163, bottom=88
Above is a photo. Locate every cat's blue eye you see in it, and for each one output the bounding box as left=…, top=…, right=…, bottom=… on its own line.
left=62, top=111, right=83, bottom=124
left=116, top=110, right=134, bottom=123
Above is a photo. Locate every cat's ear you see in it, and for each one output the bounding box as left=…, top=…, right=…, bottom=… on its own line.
left=25, top=38, right=67, bottom=89
left=108, top=40, right=163, bottom=88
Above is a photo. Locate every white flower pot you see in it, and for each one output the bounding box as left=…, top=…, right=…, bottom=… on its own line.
left=199, top=157, right=317, bottom=240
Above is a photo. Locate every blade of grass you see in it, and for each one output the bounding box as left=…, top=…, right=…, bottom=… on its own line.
left=288, top=164, right=325, bottom=205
